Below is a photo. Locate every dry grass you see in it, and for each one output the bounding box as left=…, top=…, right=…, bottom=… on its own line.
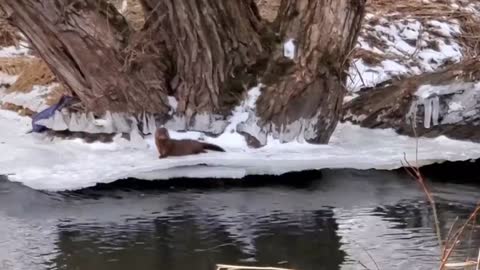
left=9, top=58, right=56, bottom=93
left=368, top=0, right=475, bottom=16
left=0, top=56, right=31, bottom=76
left=368, top=0, right=480, bottom=56
left=352, top=48, right=384, bottom=66
left=457, top=15, right=480, bottom=57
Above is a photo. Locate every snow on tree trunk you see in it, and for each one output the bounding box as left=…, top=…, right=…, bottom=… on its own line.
left=342, top=59, right=480, bottom=143
left=238, top=0, right=365, bottom=145
left=1, top=0, right=366, bottom=145
left=138, top=0, right=268, bottom=134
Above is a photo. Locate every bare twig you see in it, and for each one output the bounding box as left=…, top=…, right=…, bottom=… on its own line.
left=440, top=206, right=480, bottom=270
left=360, top=247, right=380, bottom=270
left=353, top=61, right=367, bottom=88
left=402, top=153, right=442, bottom=253
left=403, top=145, right=480, bottom=270
left=476, top=248, right=480, bottom=270
left=442, top=217, right=459, bottom=259
left=403, top=116, right=443, bottom=253
left=351, top=240, right=381, bottom=270
left=358, top=260, right=373, bottom=270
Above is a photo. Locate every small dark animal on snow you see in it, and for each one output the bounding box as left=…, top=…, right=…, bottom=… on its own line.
left=154, top=127, right=225, bottom=158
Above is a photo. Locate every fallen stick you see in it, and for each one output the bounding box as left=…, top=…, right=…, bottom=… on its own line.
left=444, top=261, right=477, bottom=269
left=216, top=264, right=294, bottom=270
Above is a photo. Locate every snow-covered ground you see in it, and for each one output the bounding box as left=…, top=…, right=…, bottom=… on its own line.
left=1, top=109, right=480, bottom=191
left=1, top=84, right=54, bottom=112
left=1, top=1, right=479, bottom=191
left=346, top=0, right=480, bottom=98
left=0, top=45, right=30, bottom=58
left=347, top=17, right=462, bottom=93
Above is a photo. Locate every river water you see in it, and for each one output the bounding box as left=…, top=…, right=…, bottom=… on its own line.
left=0, top=169, right=478, bottom=270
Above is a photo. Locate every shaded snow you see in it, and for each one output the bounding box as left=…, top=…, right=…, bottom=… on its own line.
left=427, top=20, right=460, bottom=37
left=0, top=72, right=18, bottom=86
left=1, top=84, right=55, bottom=112
left=213, top=86, right=261, bottom=148
left=0, top=44, right=30, bottom=58
left=410, top=82, right=480, bottom=127
left=167, top=96, right=178, bottom=114
left=448, top=101, right=464, bottom=113
left=347, top=15, right=465, bottom=94
left=414, top=83, right=469, bottom=99
left=1, top=109, right=480, bottom=191
left=348, top=59, right=409, bottom=93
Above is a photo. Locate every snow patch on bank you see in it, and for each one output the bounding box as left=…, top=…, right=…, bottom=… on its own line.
left=212, top=85, right=262, bottom=148
left=347, top=15, right=465, bottom=94
left=0, top=43, right=30, bottom=58
left=0, top=72, right=18, bottom=87
left=1, top=109, right=480, bottom=191
left=1, top=84, right=54, bottom=112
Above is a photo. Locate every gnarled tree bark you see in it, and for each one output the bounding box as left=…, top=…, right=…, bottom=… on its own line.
left=1, top=0, right=366, bottom=145
left=239, top=0, right=365, bottom=145
left=1, top=0, right=171, bottom=115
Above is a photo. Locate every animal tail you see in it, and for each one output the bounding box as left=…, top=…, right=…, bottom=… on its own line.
left=201, top=142, right=225, bottom=152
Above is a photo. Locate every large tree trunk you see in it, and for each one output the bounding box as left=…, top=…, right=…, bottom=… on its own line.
left=1, top=0, right=172, bottom=115
left=139, top=0, right=268, bottom=133
left=1, top=0, right=365, bottom=144
left=239, top=0, right=365, bottom=145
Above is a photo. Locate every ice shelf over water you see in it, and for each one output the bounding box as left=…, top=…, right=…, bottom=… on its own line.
left=1, top=109, right=480, bottom=191
left=1, top=3, right=480, bottom=191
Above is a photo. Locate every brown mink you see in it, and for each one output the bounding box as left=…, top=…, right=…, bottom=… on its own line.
left=154, top=127, right=225, bottom=158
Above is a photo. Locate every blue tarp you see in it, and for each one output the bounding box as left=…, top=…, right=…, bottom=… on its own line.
left=31, top=95, right=75, bottom=133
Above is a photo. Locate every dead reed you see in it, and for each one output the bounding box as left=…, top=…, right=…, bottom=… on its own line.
left=9, top=58, right=56, bottom=93
left=402, top=129, right=480, bottom=269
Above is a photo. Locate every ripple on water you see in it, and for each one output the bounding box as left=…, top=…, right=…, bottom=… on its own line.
left=0, top=170, right=479, bottom=270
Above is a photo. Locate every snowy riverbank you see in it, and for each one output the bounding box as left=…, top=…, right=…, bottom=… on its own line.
left=1, top=109, right=479, bottom=191
left=0, top=0, right=479, bottom=191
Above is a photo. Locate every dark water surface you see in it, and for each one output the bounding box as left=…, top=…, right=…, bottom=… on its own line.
left=0, top=169, right=479, bottom=270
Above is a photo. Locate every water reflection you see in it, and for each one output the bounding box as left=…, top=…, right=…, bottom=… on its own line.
left=53, top=208, right=345, bottom=270
left=0, top=170, right=478, bottom=270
